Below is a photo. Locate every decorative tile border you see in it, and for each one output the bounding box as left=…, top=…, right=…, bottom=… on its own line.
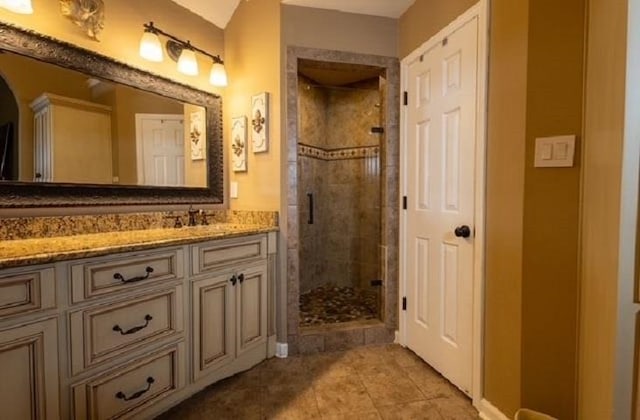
left=298, top=143, right=380, bottom=161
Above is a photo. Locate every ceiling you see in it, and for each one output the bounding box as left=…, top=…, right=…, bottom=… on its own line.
left=171, top=0, right=241, bottom=29
left=298, top=59, right=383, bottom=87
left=171, top=0, right=415, bottom=29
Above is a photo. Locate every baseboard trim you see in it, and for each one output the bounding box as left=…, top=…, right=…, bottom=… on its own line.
left=478, top=399, right=510, bottom=420
left=275, top=342, right=288, bottom=358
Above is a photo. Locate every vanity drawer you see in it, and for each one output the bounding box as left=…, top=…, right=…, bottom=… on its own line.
left=71, top=343, right=185, bottom=420
left=69, top=286, right=184, bottom=375
left=70, top=248, right=184, bottom=303
left=0, top=267, right=55, bottom=319
left=192, top=234, right=267, bottom=275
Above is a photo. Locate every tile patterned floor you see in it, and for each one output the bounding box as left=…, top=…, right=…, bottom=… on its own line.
left=299, top=285, right=380, bottom=326
left=157, top=344, right=479, bottom=420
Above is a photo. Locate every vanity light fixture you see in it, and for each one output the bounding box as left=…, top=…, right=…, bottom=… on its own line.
left=139, top=26, right=163, bottom=62
left=0, top=0, right=33, bottom=14
left=177, top=43, right=199, bottom=76
left=209, top=61, right=228, bottom=86
left=139, top=22, right=228, bottom=87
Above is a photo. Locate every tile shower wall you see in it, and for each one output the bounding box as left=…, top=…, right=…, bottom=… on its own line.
left=297, top=76, right=381, bottom=294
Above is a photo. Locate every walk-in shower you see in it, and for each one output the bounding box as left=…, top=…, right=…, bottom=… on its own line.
left=297, top=59, right=386, bottom=328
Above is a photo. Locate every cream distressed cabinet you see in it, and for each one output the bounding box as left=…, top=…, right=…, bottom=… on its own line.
left=0, top=232, right=277, bottom=420
left=0, top=267, right=60, bottom=420
left=191, top=235, right=269, bottom=383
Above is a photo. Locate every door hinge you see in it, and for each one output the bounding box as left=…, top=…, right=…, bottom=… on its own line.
left=403, top=196, right=407, bottom=210
left=402, top=297, right=407, bottom=311
left=403, top=91, right=408, bottom=106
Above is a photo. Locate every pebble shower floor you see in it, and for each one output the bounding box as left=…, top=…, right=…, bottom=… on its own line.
left=299, top=285, right=379, bottom=326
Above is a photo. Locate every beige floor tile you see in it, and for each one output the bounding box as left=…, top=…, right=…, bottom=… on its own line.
left=382, top=344, right=428, bottom=369
left=377, top=400, right=444, bottom=420
left=263, top=384, right=321, bottom=419
left=322, top=410, right=382, bottom=420
left=430, top=397, right=480, bottom=420
left=360, top=368, right=426, bottom=408
left=403, top=363, right=459, bottom=400
left=261, top=355, right=312, bottom=386
left=313, top=375, right=377, bottom=416
left=304, top=351, right=357, bottom=381
left=195, top=386, right=263, bottom=420
left=347, top=345, right=403, bottom=376
left=156, top=344, right=476, bottom=420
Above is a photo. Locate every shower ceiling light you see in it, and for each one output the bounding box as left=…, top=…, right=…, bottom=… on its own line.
left=139, top=22, right=228, bottom=87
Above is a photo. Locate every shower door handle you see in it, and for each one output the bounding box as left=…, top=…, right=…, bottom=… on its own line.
left=307, top=193, right=314, bottom=225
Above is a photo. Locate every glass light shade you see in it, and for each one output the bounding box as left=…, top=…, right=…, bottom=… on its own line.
left=0, top=0, right=33, bottom=14
left=177, top=49, right=198, bottom=76
left=209, top=62, right=228, bottom=87
left=139, top=31, right=163, bottom=62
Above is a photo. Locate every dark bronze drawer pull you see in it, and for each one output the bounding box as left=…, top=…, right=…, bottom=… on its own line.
left=230, top=275, right=237, bottom=286
left=115, top=377, right=155, bottom=401
left=113, top=314, right=153, bottom=335
left=238, top=273, right=245, bottom=284
left=113, top=266, right=154, bottom=284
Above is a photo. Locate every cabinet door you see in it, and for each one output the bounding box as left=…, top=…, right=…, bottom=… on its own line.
left=192, top=272, right=235, bottom=380
left=236, top=263, right=268, bottom=357
left=0, top=318, right=60, bottom=420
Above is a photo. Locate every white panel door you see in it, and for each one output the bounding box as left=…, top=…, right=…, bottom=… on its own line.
left=404, top=16, right=478, bottom=394
left=139, top=115, right=185, bottom=186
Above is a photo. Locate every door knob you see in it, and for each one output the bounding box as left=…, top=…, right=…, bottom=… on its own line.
left=454, top=225, right=471, bottom=238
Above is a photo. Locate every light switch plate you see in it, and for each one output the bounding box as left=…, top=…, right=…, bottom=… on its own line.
left=230, top=181, right=239, bottom=199
left=534, top=135, right=576, bottom=168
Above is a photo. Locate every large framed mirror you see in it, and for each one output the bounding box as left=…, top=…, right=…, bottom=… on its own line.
left=0, top=22, right=223, bottom=207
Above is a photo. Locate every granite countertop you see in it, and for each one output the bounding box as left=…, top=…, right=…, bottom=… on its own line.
left=0, top=224, right=278, bottom=269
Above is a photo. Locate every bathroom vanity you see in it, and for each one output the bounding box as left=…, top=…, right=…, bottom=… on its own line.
left=0, top=225, right=278, bottom=419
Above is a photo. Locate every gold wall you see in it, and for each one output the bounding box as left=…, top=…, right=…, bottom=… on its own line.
left=578, top=0, right=629, bottom=417
left=282, top=5, right=398, bottom=57
left=399, top=0, right=477, bottom=58
left=223, top=0, right=282, bottom=211
left=521, top=0, right=584, bottom=417
left=483, top=0, right=528, bottom=415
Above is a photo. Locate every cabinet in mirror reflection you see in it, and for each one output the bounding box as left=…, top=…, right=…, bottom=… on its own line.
left=0, top=51, right=207, bottom=188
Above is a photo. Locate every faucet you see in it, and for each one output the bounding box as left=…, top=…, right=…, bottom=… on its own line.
left=164, top=212, right=184, bottom=228
left=187, top=205, right=198, bottom=227
left=199, top=209, right=209, bottom=226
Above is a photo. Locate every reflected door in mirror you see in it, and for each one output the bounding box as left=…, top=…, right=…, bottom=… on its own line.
left=136, top=115, right=185, bottom=186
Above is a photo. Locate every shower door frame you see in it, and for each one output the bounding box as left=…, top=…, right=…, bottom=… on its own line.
left=284, top=46, right=400, bottom=350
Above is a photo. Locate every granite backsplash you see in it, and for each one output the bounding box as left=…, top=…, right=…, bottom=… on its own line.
left=0, top=210, right=279, bottom=241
